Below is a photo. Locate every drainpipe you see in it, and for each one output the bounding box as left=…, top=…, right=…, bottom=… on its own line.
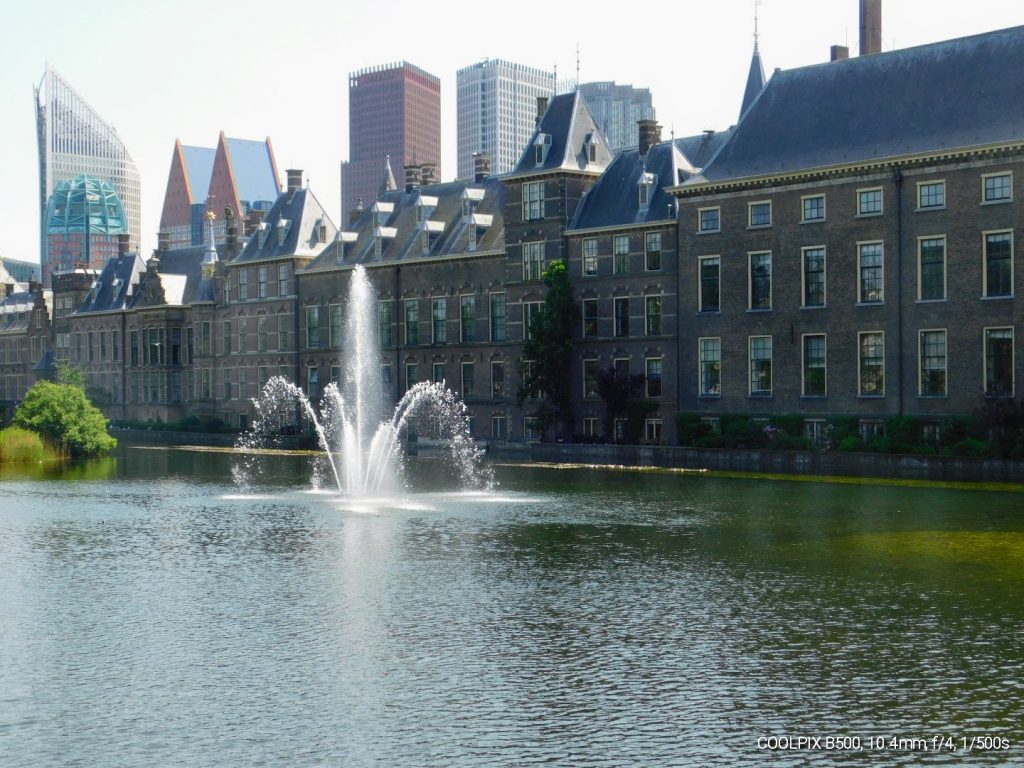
left=394, top=264, right=402, bottom=403
left=891, top=165, right=904, bottom=416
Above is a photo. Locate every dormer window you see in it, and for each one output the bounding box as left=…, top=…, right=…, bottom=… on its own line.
left=584, top=132, right=598, bottom=163
left=461, top=188, right=485, bottom=221
left=638, top=172, right=657, bottom=210
left=277, top=219, right=290, bottom=247
left=534, top=133, right=552, bottom=166
left=316, top=219, right=327, bottom=244
left=336, top=232, right=357, bottom=265
left=257, top=222, right=268, bottom=249
left=415, top=195, right=438, bottom=225
left=468, top=224, right=477, bottom=252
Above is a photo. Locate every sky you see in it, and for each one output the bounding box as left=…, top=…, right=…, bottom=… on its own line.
left=1, top=0, right=1021, bottom=266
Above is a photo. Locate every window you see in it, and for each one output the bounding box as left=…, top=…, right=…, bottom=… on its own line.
left=523, top=241, right=544, bottom=281
left=524, top=416, right=540, bottom=441
left=858, top=242, right=884, bottom=303
left=378, top=301, right=394, bottom=347
left=748, top=201, right=771, bottom=227
left=523, top=302, right=542, bottom=341
left=613, top=235, right=629, bottom=274
left=614, top=297, right=629, bottom=337
left=699, top=256, right=720, bottom=312
left=490, top=293, right=506, bottom=342
left=523, top=181, right=544, bottom=220
left=857, top=187, right=883, bottom=216
left=919, top=330, right=947, bottom=397
left=380, top=364, right=392, bottom=396
left=638, top=181, right=651, bottom=208
left=699, top=337, right=721, bottom=396
left=238, top=317, right=247, bottom=354
left=112, top=329, right=120, bottom=362
left=278, top=310, right=289, bottom=351
left=238, top=270, right=248, bottom=300
left=329, top=304, right=343, bottom=349
left=985, top=328, right=1014, bottom=397
left=804, top=420, right=826, bottom=445
left=257, top=315, right=268, bottom=352
left=802, top=247, right=826, bottom=307
left=492, top=415, right=507, bottom=440
left=645, top=357, right=663, bottom=398
left=984, top=232, right=1013, bottom=298
left=645, top=231, right=661, bottom=271
left=223, top=321, right=232, bottom=355
left=200, top=322, right=211, bottom=356
left=698, top=207, right=720, bottom=233
left=749, top=336, right=772, bottom=395
left=582, top=238, right=598, bottom=276
left=582, top=299, right=598, bottom=337
left=306, top=306, right=320, bottom=348
left=491, top=361, right=505, bottom=398
left=644, top=418, right=663, bottom=442
left=749, top=252, right=772, bottom=310
left=917, top=180, right=946, bottom=209
left=432, top=298, right=447, bottom=344
left=307, top=366, right=319, bottom=401
left=461, top=362, right=475, bottom=397
left=982, top=172, right=1012, bottom=203
left=802, top=334, right=827, bottom=397
left=278, top=264, right=289, bottom=296
left=583, top=359, right=598, bottom=398
left=460, top=295, right=476, bottom=342
left=405, top=363, right=418, bottom=391
left=258, top=266, right=268, bottom=298
left=404, top=299, right=419, bottom=345
left=858, top=332, right=885, bottom=396
left=918, top=237, right=946, bottom=301
left=801, top=195, right=825, bottom=223
left=432, top=362, right=445, bottom=384
left=261, top=366, right=272, bottom=390
left=224, top=369, right=233, bottom=400
left=645, top=295, right=662, bottom=335
left=860, top=419, right=884, bottom=440
left=613, top=418, right=627, bottom=442
left=583, top=417, right=599, bottom=437
left=87, top=331, right=94, bottom=362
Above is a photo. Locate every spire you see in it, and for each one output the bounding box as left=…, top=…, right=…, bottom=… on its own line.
left=378, top=154, right=397, bottom=199
left=201, top=209, right=218, bottom=278
left=739, top=6, right=767, bottom=121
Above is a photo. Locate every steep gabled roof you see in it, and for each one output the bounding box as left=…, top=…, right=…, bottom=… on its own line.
left=76, top=254, right=146, bottom=314
left=508, top=91, right=614, bottom=177
left=739, top=44, right=766, bottom=120
left=305, top=177, right=505, bottom=271
left=153, top=246, right=212, bottom=304
left=181, top=145, right=215, bottom=203
left=225, top=137, right=281, bottom=205
left=234, top=186, right=338, bottom=263
left=695, top=25, right=1024, bottom=185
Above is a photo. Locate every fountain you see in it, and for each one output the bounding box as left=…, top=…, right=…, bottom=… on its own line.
left=235, top=265, right=488, bottom=495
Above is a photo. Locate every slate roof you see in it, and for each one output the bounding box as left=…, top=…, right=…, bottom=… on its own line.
left=226, top=138, right=280, bottom=206
left=234, top=186, right=338, bottom=263
left=306, top=177, right=505, bottom=271
left=76, top=255, right=144, bottom=314
left=154, top=246, right=213, bottom=304
left=181, top=145, right=215, bottom=204
left=739, top=45, right=766, bottom=120
left=508, top=91, right=614, bottom=177
left=694, top=25, right=1024, bottom=185
left=0, top=291, right=35, bottom=334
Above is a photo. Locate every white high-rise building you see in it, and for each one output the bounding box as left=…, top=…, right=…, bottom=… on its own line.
left=577, top=82, right=656, bottom=152
left=34, top=65, right=141, bottom=269
left=456, top=59, right=555, bottom=178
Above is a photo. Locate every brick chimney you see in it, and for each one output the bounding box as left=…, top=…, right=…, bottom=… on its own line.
left=286, top=169, right=303, bottom=193
left=638, top=119, right=661, bottom=156
left=156, top=230, right=170, bottom=254
left=404, top=165, right=422, bottom=193
left=420, top=163, right=437, bottom=186
left=860, top=0, right=881, bottom=55
left=830, top=45, right=850, bottom=61
left=473, top=152, right=492, bottom=183
left=116, top=233, right=130, bottom=259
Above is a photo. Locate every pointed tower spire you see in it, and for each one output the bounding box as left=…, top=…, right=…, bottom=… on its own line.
left=201, top=209, right=218, bottom=278
left=378, top=154, right=397, bottom=200
left=739, top=2, right=767, bottom=121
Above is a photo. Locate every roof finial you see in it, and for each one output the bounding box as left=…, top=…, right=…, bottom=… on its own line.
left=575, top=44, right=580, bottom=90
left=754, top=0, right=761, bottom=53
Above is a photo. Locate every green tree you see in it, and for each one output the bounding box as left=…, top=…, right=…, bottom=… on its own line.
left=14, top=381, right=117, bottom=457
left=517, top=260, right=579, bottom=438
left=596, top=367, right=645, bottom=440
left=55, top=360, right=85, bottom=388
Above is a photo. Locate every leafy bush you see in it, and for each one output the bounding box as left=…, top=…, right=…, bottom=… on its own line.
left=676, top=413, right=712, bottom=446
left=14, top=381, right=116, bottom=457
left=946, top=438, right=992, bottom=458
left=837, top=435, right=867, bottom=452
left=0, top=426, right=49, bottom=463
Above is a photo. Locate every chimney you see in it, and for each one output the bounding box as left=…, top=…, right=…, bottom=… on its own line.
left=405, top=164, right=421, bottom=193
left=536, top=96, right=549, bottom=127
left=420, top=163, right=437, bottom=185
left=860, top=0, right=881, bottom=55
left=638, top=119, right=661, bottom=156
left=156, top=230, right=170, bottom=254
left=116, top=233, right=130, bottom=258
left=830, top=45, right=850, bottom=61
left=473, top=152, right=492, bottom=183
left=286, top=168, right=303, bottom=193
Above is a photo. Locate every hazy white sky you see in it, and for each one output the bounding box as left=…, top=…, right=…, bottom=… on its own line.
left=1, top=0, right=1021, bottom=266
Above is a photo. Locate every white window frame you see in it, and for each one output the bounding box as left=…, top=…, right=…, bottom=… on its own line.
left=697, top=206, right=721, bottom=234
left=522, top=181, right=545, bottom=221
left=917, top=235, right=947, bottom=302
left=916, top=179, right=947, bottom=211
left=582, top=297, right=598, bottom=337
left=582, top=358, right=598, bottom=399
left=748, top=335, right=773, bottom=396
left=857, top=241, right=885, bottom=304
left=981, top=171, right=1013, bottom=204
left=983, top=326, right=1015, bottom=398
left=582, top=237, right=598, bottom=277
left=698, top=337, right=721, bottom=397
left=801, top=333, right=827, bottom=398
left=800, top=194, right=826, bottom=223
left=918, top=328, right=948, bottom=398
left=522, top=241, right=544, bottom=281
left=982, top=230, right=1014, bottom=299
left=645, top=356, right=663, bottom=398
left=748, top=200, right=772, bottom=228
left=858, top=331, right=885, bottom=398
left=801, top=245, right=826, bottom=308
left=698, top=255, right=720, bottom=313
left=748, top=251, right=772, bottom=311
left=856, top=186, right=883, bottom=217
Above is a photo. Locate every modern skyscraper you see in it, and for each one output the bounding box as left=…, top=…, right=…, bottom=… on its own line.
left=576, top=82, right=656, bottom=152
left=43, top=174, right=128, bottom=286
left=34, top=66, right=140, bottom=274
left=341, top=62, right=441, bottom=219
left=456, top=59, right=555, bottom=178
